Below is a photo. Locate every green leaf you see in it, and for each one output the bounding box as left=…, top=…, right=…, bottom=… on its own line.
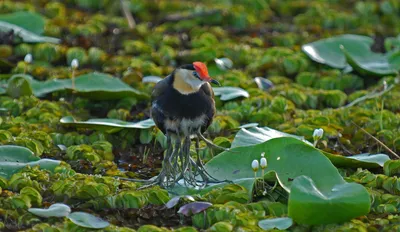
left=67, top=212, right=109, bottom=229
left=6, top=74, right=33, bottom=98
left=0, top=21, right=60, bottom=44
left=60, top=116, right=155, bottom=133
left=213, top=87, right=249, bottom=101
left=0, top=145, right=61, bottom=179
left=384, top=160, right=400, bottom=176
left=28, top=203, right=71, bottom=218
left=0, top=11, right=45, bottom=35
left=177, top=202, right=213, bottom=216
left=231, top=127, right=311, bottom=148
left=168, top=178, right=256, bottom=202
left=258, top=217, right=293, bottom=230
left=302, top=34, right=373, bottom=69
left=324, top=152, right=390, bottom=168
left=289, top=176, right=370, bottom=225
left=232, top=127, right=389, bottom=168
left=7, top=73, right=148, bottom=100
left=205, top=137, right=370, bottom=225
left=342, top=46, right=398, bottom=76
left=0, top=145, right=38, bottom=162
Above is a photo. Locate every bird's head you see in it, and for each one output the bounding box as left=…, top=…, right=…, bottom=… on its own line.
left=173, top=61, right=220, bottom=94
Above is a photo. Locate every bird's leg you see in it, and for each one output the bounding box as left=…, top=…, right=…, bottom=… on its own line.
left=196, top=132, right=232, bottom=152
left=171, top=136, right=182, bottom=182
left=188, top=156, right=227, bottom=187
left=184, top=135, right=200, bottom=187
left=162, top=132, right=173, bottom=185
left=179, top=135, right=190, bottom=186
left=195, top=135, right=203, bottom=171
left=137, top=132, right=178, bottom=189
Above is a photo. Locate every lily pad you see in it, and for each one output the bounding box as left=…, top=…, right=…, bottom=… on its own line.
left=28, top=203, right=71, bottom=218
left=213, top=87, right=249, bottom=101
left=254, top=77, right=274, bottom=91
left=67, top=212, right=110, bottom=229
left=205, top=137, right=370, bottom=225
left=60, top=116, right=155, bottom=133
left=214, top=57, right=233, bottom=70
left=302, top=34, right=373, bottom=69
left=0, top=11, right=45, bottom=35
left=324, top=152, right=390, bottom=168
left=0, top=21, right=60, bottom=44
left=232, top=126, right=389, bottom=168
left=7, top=73, right=148, bottom=100
left=341, top=46, right=399, bottom=76
left=0, top=145, right=61, bottom=179
left=258, top=217, right=293, bottom=230
left=142, top=76, right=162, bottom=83
left=289, top=175, right=369, bottom=225
left=231, top=126, right=311, bottom=148
left=177, top=202, right=213, bottom=216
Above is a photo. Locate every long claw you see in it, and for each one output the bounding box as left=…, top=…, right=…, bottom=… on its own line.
left=122, top=131, right=232, bottom=189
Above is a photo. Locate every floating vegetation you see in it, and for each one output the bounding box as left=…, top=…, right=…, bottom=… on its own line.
left=1, top=0, right=400, bottom=231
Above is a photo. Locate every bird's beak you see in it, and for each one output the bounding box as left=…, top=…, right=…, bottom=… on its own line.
left=210, top=79, right=221, bottom=86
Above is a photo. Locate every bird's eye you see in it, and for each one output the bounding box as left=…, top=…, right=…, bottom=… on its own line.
left=193, top=71, right=201, bottom=79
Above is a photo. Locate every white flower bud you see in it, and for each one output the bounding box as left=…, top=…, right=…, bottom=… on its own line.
left=71, top=59, right=79, bottom=69
left=260, top=157, right=267, bottom=169
left=383, top=80, right=388, bottom=91
left=24, top=53, right=32, bottom=64
left=252, top=159, right=259, bottom=172
left=313, top=128, right=324, bottom=140
left=261, top=152, right=265, bottom=157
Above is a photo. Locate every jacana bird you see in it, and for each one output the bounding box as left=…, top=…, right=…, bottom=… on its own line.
left=150, top=61, right=223, bottom=188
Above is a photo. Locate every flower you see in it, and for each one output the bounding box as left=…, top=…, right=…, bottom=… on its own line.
left=71, top=59, right=79, bottom=69
left=313, top=128, right=324, bottom=140
left=252, top=159, right=259, bottom=172
left=24, top=54, right=32, bottom=64
left=260, top=157, right=267, bottom=169
left=313, top=128, right=324, bottom=147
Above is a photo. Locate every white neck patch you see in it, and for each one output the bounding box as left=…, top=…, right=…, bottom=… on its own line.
left=174, top=69, right=206, bottom=94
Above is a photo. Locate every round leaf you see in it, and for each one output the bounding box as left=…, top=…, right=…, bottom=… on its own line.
left=302, top=34, right=373, bottom=69
left=60, top=116, right=155, bottom=134
left=177, top=202, right=212, bottom=216
left=213, top=87, right=249, bottom=101
left=258, top=217, right=293, bottom=230
left=142, top=76, right=162, bottom=83
left=67, top=212, right=109, bottom=229
left=28, top=203, right=71, bottom=218
left=0, top=11, right=45, bottom=35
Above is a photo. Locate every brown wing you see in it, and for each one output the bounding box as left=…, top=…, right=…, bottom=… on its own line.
left=200, top=83, right=216, bottom=133
left=151, top=76, right=170, bottom=102
left=150, top=76, right=171, bottom=134
left=200, top=82, right=214, bottom=98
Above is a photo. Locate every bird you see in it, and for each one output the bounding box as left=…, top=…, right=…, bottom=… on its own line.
left=151, top=61, right=220, bottom=137
left=149, top=61, right=222, bottom=188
